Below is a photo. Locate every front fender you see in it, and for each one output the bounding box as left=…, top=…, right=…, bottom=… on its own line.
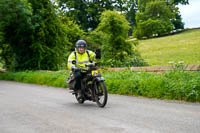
left=96, top=77, right=105, bottom=82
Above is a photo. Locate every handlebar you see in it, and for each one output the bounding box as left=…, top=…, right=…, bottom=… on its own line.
left=78, top=68, right=88, bottom=72
left=72, top=62, right=102, bottom=72
left=85, top=62, right=98, bottom=67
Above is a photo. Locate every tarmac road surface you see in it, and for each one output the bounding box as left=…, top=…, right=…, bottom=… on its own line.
left=0, top=80, right=200, bottom=133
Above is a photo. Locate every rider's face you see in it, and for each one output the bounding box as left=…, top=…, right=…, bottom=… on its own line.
left=77, top=47, right=85, bottom=54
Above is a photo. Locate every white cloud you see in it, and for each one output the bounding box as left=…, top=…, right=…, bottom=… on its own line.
left=178, top=0, right=200, bottom=28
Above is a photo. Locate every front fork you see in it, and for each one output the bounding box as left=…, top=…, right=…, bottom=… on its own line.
left=92, top=77, right=104, bottom=100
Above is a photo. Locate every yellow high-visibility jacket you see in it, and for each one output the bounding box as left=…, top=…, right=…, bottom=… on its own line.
left=67, top=49, right=96, bottom=70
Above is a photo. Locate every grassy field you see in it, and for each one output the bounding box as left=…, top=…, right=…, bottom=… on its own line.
left=137, top=29, right=200, bottom=66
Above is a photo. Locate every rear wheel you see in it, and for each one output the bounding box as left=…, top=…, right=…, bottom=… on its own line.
left=95, top=81, right=108, bottom=108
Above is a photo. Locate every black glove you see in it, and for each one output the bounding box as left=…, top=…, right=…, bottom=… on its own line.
left=95, top=49, right=101, bottom=59
left=71, top=66, right=79, bottom=72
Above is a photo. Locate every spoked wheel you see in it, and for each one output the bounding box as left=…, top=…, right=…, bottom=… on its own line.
left=75, top=93, right=85, bottom=104
left=95, top=81, right=108, bottom=108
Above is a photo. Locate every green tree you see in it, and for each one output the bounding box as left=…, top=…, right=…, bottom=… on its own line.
left=96, top=10, right=146, bottom=67
left=170, top=6, right=184, bottom=29
left=171, top=0, right=189, bottom=5
left=134, top=0, right=175, bottom=38
left=28, top=0, right=72, bottom=70
left=58, top=0, right=89, bottom=30
left=0, top=0, right=34, bottom=70
left=126, top=0, right=137, bottom=27
left=167, top=0, right=189, bottom=30
left=58, top=0, right=115, bottom=31
left=137, top=0, right=151, bottom=12
left=58, top=0, right=138, bottom=31
left=61, top=16, right=84, bottom=52
left=113, top=0, right=138, bottom=34
left=137, top=0, right=188, bottom=31
left=0, top=0, right=82, bottom=71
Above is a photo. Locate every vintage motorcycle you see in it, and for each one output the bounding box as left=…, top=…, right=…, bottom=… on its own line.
left=67, top=61, right=108, bottom=108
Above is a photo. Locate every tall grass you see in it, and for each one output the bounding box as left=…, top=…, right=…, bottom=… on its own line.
left=103, top=70, right=200, bottom=102
left=0, top=70, right=200, bottom=102
left=0, top=49, right=3, bottom=69
left=0, top=71, right=69, bottom=88
left=138, top=29, right=200, bottom=66
left=0, top=63, right=3, bottom=69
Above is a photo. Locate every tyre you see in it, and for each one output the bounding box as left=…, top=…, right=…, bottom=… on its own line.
left=75, top=93, right=85, bottom=104
left=95, top=81, right=108, bottom=108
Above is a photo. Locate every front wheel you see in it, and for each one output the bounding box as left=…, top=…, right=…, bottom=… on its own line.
left=95, top=81, right=108, bottom=108
left=75, top=93, right=85, bottom=104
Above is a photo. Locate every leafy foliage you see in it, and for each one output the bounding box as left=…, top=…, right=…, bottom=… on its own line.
left=172, top=0, right=189, bottom=5
left=27, top=0, right=70, bottom=70
left=134, top=0, right=175, bottom=38
left=113, top=0, right=138, bottom=27
left=57, top=0, right=138, bottom=31
left=61, top=16, right=84, bottom=52
left=167, top=1, right=186, bottom=30
left=0, top=0, right=189, bottom=70
left=83, top=30, right=107, bottom=51
left=137, top=0, right=151, bottom=12
left=58, top=0, right=112, bottom=31
left=0, top=0, right=34, bottom=70
left=0, top=0, right=83, bottom=71
left=95, top=10, right=147, bottom=67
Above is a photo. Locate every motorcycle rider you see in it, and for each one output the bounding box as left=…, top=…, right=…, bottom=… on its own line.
left=67, top=40, right=101, bottom=100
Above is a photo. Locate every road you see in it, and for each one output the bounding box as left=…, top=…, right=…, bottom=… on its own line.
left=0, top=80, right=200, bottom=133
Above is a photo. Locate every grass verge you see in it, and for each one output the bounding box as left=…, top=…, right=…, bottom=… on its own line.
left=0, top=71, right=69, bottom=88
left=0, top=70, right=200, bottom=102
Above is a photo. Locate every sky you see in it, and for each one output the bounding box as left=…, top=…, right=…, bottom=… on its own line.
left=178, top=0, right=200, bottom=28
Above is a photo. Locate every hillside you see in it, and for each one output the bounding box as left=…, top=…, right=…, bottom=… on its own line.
left=137, top=29, right=200, bottom=66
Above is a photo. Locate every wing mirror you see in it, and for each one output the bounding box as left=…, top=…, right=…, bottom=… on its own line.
left=95, top=49, right=101, bottom=59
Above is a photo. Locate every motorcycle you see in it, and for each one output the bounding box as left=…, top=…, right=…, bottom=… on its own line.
left=67, top=61, right=108, bottom=108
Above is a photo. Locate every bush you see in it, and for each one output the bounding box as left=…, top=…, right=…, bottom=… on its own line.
left=90, top=10, right=147, bottom=67
left=103, top=70, right=200, bottom=102
left=82, top=30, right=106, bottom=51
left=0, top=0, right=83, bottom=71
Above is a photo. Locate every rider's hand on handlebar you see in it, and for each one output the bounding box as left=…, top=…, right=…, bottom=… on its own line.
left=71, top=66, right=88, bottom=72
left=71, top=66, right=79, bottom=72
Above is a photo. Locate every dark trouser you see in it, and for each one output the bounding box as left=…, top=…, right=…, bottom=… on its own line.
left=74, top=71, right=86, bottom=91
